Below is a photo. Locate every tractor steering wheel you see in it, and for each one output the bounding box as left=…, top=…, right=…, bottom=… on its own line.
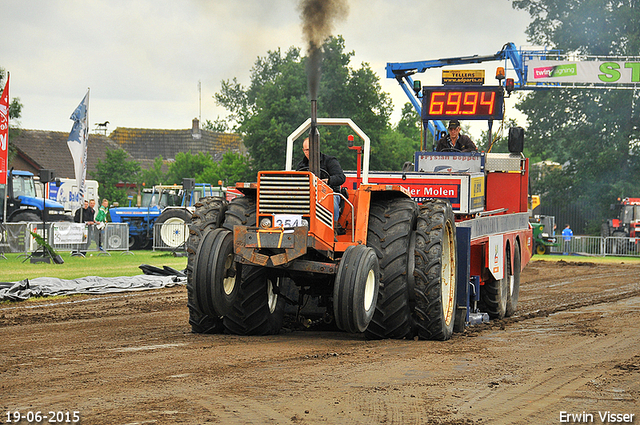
left=298, top=166, right=331, bottom=182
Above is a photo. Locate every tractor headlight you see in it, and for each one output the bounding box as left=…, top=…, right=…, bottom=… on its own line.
left=260, top=217, right=272, bottom=228
left=541, top=232, right=549, bottom=237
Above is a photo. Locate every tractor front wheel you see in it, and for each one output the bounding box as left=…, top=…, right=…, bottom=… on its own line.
left=333, top=244, right=380, bottom=333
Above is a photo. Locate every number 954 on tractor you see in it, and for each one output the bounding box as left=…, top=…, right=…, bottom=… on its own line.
left=185, top=118, right=532, bottom=340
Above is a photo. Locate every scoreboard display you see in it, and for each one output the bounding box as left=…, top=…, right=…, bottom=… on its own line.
left=421, top=86, right=504, bottom=121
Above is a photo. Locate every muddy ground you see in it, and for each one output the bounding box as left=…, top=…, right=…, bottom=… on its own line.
left=1, top=259, right=639, bottom=425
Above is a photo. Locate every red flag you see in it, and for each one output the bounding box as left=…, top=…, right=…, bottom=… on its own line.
left=0, top=73, right=9, bottom=185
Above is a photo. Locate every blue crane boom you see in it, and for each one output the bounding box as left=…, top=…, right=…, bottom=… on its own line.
left=386, top=43, right=528, bottom=140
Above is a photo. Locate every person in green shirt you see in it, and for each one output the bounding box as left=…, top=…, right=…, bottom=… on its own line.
left=95, top=198, right=109, bottom=250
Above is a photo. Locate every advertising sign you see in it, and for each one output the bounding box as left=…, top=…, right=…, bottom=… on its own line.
left=489, top=235, right=503, bottom=280
left=527, top=59, right=640, bottom=84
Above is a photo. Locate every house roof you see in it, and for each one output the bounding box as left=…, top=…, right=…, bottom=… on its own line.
left=9, top=129, right=123, bottom=179
left=8, top=120, right=245, bottom=179
left=108, top=119, right=245, bottom=163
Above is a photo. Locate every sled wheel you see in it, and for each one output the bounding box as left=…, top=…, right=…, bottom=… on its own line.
left=480, top=245, right=509, bottom=320
left=506, top=241, right=521, bottom=317
left=333, top=244, right=380, bottom=333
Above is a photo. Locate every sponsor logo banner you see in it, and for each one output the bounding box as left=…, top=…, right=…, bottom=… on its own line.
left=528, top=59, right=640, bottom=84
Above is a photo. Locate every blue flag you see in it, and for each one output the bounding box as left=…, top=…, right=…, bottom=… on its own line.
left=67, top=90, right=89, bottom=201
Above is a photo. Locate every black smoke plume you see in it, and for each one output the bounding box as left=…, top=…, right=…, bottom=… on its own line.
left=299, top=0, right=349, bottom=100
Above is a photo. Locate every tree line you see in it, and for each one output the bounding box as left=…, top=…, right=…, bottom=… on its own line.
left=6, top=1, right=640, bottom=234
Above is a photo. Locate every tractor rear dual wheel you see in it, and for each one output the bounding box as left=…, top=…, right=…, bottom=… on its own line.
left=221, top=196, right=286, bottom=336
left=413, top=199, right=457, bottom=341
left=364, top=197, right=418, bottom=340
left=186, top=197, right=228, bottom=334
left=223, top=269, right=286, bottom=336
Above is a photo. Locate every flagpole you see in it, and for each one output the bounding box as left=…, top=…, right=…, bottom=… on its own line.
left=2, top=72, right=9, bottom=225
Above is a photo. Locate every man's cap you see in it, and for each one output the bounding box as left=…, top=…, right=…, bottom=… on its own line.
left=448, top=119, right=461, bottom=129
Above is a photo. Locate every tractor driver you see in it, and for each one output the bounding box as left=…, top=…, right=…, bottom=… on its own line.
left=297, top=137, right=346, bottom=227
left=436, top=119, right=478, bottom=152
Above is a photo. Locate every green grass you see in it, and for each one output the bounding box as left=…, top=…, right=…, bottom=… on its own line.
left=531, top=254, right=640, bottom=264
left=0, top=250, right=188, bottom=283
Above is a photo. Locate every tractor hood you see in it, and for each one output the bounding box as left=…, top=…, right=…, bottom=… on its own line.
left=17, top=195, right=65, bottom=210
left=109, top=207, right=162, bottom=223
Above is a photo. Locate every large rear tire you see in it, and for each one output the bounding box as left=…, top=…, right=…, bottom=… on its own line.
left=156, top=208, right=191, bottom=248
left=11, top=211, right=40, bottom=223
left=506, top=241, right=521, bottom=317
left=223, top=269, right=286, bottom=336
left=186, top=197, right=227, bottom=334
left=223, top=196, right=257, bottom=230
left=613, top=231, right=627, bottom=254
left=333, top=244, right=380, bottom=333
left=221, top=195, right=286, bottom=335
left=364, top=197, right=417, bottom=340
left=413, top=200, right=457, bottom=341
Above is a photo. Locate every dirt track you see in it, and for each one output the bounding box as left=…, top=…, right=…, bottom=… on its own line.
left=1, top=259, right=639, bottom=425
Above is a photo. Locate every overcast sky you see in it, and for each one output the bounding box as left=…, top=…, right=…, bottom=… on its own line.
left=2, top=0, right=532, bottom=140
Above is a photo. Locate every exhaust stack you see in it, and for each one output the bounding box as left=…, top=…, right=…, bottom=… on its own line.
left=309, top=99, right=320, bottom=177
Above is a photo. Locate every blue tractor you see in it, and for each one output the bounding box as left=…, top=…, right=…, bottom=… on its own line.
left=1, top=170, right=72, bottom=223
left=109, top=181, right=226, bottom=250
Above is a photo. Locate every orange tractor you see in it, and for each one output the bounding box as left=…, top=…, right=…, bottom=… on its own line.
left=186, top=117, right=459, bottom=339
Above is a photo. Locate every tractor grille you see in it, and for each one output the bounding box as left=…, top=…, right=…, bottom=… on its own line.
left=259, top=174, right=311, bottom=215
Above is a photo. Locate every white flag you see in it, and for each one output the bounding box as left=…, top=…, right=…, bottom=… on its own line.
left=67, top=89, right=89, bottom=199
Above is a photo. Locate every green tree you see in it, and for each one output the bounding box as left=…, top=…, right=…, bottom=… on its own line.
left=164, top=151, right=214, bottom=185
left=91, top=148, right=141, bottom=206
left=141, top=156, right=165, bottom=187
left=197, top=151, right=253, bottom=186
left=512, top=0, right=640, bottom=232
left=203, top=117, right=230, bottom=133
left=395, top=103, right=421, bottom=141
left=214, top=36, right=399, bottom=176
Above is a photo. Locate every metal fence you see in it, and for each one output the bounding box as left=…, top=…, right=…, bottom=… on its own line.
left=549, top=235, right=640, bottom=257
left=152, top=222, right=189, bottom=252
left=0, top=222, right=130, bottom=256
